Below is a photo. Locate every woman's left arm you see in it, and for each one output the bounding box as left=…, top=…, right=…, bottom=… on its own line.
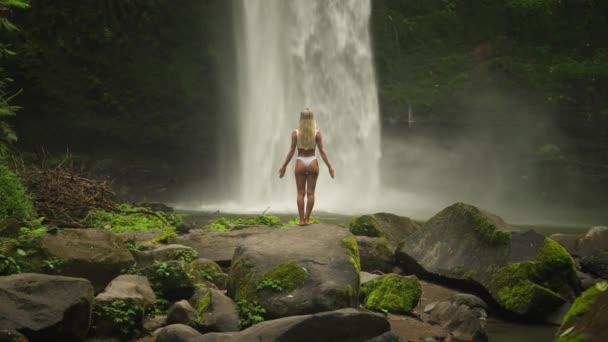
left=278, top=130, right=298, bottom=178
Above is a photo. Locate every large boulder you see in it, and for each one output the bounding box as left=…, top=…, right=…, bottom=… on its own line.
left=556, top=281, right=608, bottom=342
left=360, top=274, right=422, bottom=314
left=189, top=287, right=239, bottom=332
left=349, top=213, right=420, bottom=247
left=356, top=236, right=394, bottom=273
left=0, top=273, right=94, bottom=341
left=141, top=260, right=195, bottom=301
left=156, top=324, right=201, bottom=342
left=188, top=258, right=227, bottom=290
left=131, top=244, right=197, bottom=269
left=580, top=251, right=608, bottom=279
left=39, top=228, right=135, bottom=292
left=422, top=300, right=488, bottom=342
left=166, top=300, right=198, bottom=328
left=227, top=224, right=360, bottom=319
left=93, top=275, right=156, bottom=336
left=396, top=203, right=580, bottom=322
left=191, top=308, right=391, bottom=342
left=175, top=226, right=277, bottom=266
left=550, top=226, right=608, bottom=258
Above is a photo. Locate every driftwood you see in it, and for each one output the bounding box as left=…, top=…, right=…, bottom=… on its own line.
left=12, top=151, right=168, bottom=228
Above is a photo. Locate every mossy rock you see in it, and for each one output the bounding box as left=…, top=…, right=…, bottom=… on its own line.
left=396, top=203, right=580, bottom=321
left=360, top=274, right=422, bottom=314
left=580, top=251, right=608, bottom=279
left=189, top=287, right=239, bottom=332
left=349, top=215, right=383, bottom=237
left=556, top=282, right=608, bottom=342
left=226, top=225, right=360, bottom=319
left=355, top=236, right=394, bottom=273
left=188, top=258, right=226, bottom=288
left=142, top=260, right=195, bottom=301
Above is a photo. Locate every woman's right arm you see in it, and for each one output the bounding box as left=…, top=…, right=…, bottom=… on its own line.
left=278, top=130, right=298, bottom=178
left=317, top=131, right=335, bottom=178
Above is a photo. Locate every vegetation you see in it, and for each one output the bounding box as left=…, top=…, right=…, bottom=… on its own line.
left=0, top=164, right=34, bottom=222
left=144, top=261, right=194, bottom=300
left=360, top=274, right=422, bottom=314
left=92, top=299, right=141, bottom=336
left=85, top=203, right=181, bottom=233
left=236, top=299, right=266, bottom=329
left=0, top=252, right=20, bottom=275
left=188, top=259, right=223, bottom=284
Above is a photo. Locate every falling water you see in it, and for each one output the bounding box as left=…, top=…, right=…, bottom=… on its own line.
left=233, top=0, right=382, bottom=213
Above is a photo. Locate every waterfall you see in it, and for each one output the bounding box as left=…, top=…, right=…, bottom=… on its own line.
left=233, top=0, right=381, bottom=213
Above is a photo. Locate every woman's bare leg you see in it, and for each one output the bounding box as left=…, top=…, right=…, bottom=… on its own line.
left=294, top=159, right=307, bottom=225
left=304, top=159, right=319, bottom=224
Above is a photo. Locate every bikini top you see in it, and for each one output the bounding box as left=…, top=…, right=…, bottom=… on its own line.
left=295, top=129, right=318, bottom=150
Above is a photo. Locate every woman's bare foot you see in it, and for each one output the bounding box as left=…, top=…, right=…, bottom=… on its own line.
left=304, top=218, right=311, bottom=225
left=298, top=219, right=306, bottom=226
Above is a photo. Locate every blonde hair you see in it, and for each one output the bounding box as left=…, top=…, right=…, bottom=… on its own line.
left=297, top=108, right=317, bottom=150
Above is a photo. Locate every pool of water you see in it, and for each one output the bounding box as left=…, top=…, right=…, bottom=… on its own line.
left=486, top=320, right=558, bottom=342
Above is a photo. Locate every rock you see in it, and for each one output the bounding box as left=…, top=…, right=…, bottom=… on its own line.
left=93, top=275, right=156, bottom=337
left=396, top=203, right=580, bottom=322
left=451, top=293, right=487, bottom=310
left=188, top=258, right=226, bottom=289
left=578, top=226, right=608, bottom=256
left=189, top=288, right=239, bottom=332
left=349, top=213, right=420, bottom=248
left=191, top=308, right=390, bottom=342
left=156, top=324, right=201, bottom=342
left=117, top=230, right=165, bottom=245
left=175, top=226, right=277, bottom=267
left=360, top=271, right=382, bottom=285
left=360, top=274, right=422, bottom=314
left=131, top=244, right=197, bottom=269
left=39, top=228, right=135, bottom=292
left=549, top=233, right=580, bottom=256
left=0, top=273, right=94, bottom=341
left=578, top=271, right=601, bottom=290
left=227, top=224, right=360, bottom=318
left=580, top=251, right=608, bottom=279
left=366, top=331, right=401, bottom=341
left=556, top=282, right=608, bottom=341
left=166, top=300, right=198, bottom=327
left=95, top=274, right=156, bottom=308
left=143, top=315, right=167, bottom=333
left=356, top=236, right=394, bottom=273
left=422, top=301, right=487, bottom=342
left=141, top=260, right=195, bottom=301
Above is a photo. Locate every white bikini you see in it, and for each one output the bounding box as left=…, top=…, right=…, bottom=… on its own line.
left=295, top=129, right=318, bottom=167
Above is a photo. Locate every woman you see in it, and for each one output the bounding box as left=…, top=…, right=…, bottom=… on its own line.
left=278, top=108, right=335, bottom=226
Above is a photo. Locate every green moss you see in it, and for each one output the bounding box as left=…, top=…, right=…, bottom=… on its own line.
left=349, top=215, right=382, bottom=237
left=167, top=248, right=196, bottom=263
left=145, top=261, right=194, bottom=300
left=257, top=261, right=307, bottom=293
left=375, top=242, right=393, bottom=257
left=342, top=236, right=361, bottom=274
left=556, top=330, right=590, bottom=342
left=460, top=204, right=511, bottom=245
left=463, top=270, right=477, bottom=280
left=205, top=215, right=283, bottom=232
left=85, top=204, right=180, bottom=233
left=489, top=238, right=579, bottom=316
left=360, top=274, right=422, bottom=314
left=228, top=258, right=257, bottom=301
left=189, top=259, right=223, bottom=283
left=328, top=285, right=357, bottom=307
left=197, top=290, right=212, bottom=313
left=560, top=282, right=605, bottom=328
left=150, top=229, right=177, bottom=244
